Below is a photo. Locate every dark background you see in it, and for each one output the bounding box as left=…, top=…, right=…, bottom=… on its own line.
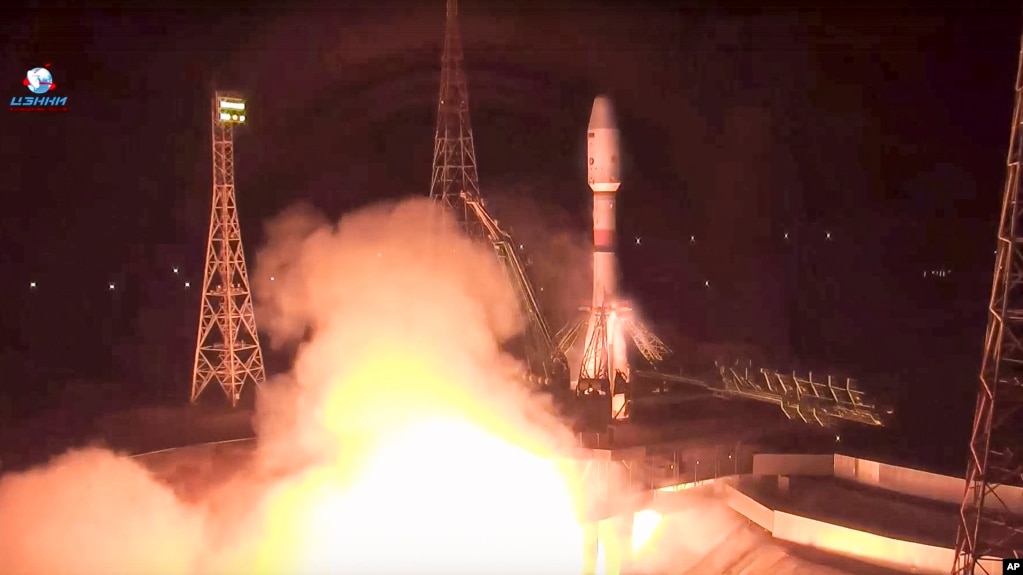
left=0, top=0, right=1018, bottom=473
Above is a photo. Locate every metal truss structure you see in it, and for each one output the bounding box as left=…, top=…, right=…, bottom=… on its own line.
left=190, top=93, right=266, bottom=407
left=557, top=308, right=671, bottom=421
left=715, top=363, right=886, bottom=427
left=460, top=192, right=570, bottom=388
left=630, top=362, right=889, bottom=429
left=953, top=27, right=1023, bottom=574
left=579, top=307, right=611, bottom=385
left=429, top=0, right=483, bottom=238
left=429, top=0, right=569, bottom=391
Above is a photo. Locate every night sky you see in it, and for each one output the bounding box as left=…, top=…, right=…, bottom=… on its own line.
left=1, top=1, right=1020, bottom=471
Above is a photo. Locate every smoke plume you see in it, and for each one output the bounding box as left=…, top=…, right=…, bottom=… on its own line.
left=0, top=447, right=205, bottom=575
left=0, top=197, right=584, bottom=574
left=248, top=199, right=575, bottom=465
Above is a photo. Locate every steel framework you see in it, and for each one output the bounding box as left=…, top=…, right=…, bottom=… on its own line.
left=953, top=25, right=1023, bottom=572
left=630, top=364, right=889, bottom=428
left=579, top=307, right=611, bottom=386
left=460, top=192, right=570, bottom=388
left=190, top=92, right=266, bottom=407
left=430, top=0, right=483, bottom=238
left=429, top=0, right=569, bottom=391
left=557, top=306, right=670, bottom=420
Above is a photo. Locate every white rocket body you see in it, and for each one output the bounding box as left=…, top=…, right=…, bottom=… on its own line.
left=581, top=95, right=630, bottom=419
left=587, top=96, right=620, bottom=306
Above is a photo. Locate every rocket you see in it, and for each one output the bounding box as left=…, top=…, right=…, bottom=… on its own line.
left=580, top=95, right=631, bottom=419
left=587, top=95, right=620, bottom=306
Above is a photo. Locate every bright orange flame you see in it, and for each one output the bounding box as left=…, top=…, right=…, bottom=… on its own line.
left=228, top=349, right=590, bottom=573
left=209, top=200, right=617, bottom=574
left=632, top=509, right=663, bottom=553
left=246, top=418, right=585, bottom=574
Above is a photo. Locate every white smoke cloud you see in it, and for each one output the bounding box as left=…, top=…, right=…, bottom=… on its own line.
left=0, top=447, right=205, bottom=575
left=0, top=197, right=583, bottom=574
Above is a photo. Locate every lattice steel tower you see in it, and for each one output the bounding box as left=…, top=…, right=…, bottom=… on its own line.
left=429, top=0, right=484, bottom=239
left=191, top=93, right=266, bottom=407
left=953, top=28, right=1023, bottom=574
left=427, top=0, right=569, bottom=392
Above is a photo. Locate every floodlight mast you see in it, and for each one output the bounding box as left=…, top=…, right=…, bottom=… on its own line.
left=190, top=92, right=265, bottom=407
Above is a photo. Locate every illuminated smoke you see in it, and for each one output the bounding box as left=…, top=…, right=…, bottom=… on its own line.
left=221, top=197, right=585, bottom=573
left=0, top=197, right=587, bottom=574
left=0, top=447, right=204, bottom=575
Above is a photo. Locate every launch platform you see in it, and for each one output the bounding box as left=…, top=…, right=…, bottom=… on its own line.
left=131, top=436, right=1016, bottom=574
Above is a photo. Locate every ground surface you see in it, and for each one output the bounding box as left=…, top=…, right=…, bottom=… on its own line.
left=642, top=489, right=915, bottom=575
left=736, top=474, right=1023, bottom=558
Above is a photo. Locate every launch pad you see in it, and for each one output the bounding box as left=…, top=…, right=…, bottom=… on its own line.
left=128, top=422, right=989, bottom=575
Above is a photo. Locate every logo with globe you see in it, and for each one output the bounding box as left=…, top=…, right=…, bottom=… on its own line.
left=23, top=67, right=55, bottom=94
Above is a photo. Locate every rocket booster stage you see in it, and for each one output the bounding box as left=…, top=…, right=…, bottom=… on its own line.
left=587, top=95, right=621, bottom=307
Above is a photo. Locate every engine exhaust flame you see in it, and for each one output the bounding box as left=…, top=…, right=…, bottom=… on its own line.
left=0, top=198, right=602, bottom=574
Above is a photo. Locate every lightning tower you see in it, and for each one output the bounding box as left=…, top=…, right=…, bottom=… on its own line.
left=429, top=0, right=570, bottom=392
left=953, top=29, right=1023, bottom=573
left=191, top=93, right=266, bottom=407
left=429, top=0, right=483, bottom=238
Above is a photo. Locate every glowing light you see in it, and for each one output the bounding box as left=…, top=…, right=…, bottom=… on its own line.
left=219, top=112, right=232, bottom=121
left=173, top=267, right=179, bottom=274
left=29, top=281, right=36, bottom=289
left=219, top=100, right=245, bottom=111
left=233, top=289, right=588, bottom=575
left=632, top=509, right=663, bottom=553
left=269, top=276, right=275, bottom=282
left=0, top=199, right=615, bottom=575
left=108, top=282, right=115, bottom=291
left=184, top=281, right=190, bottom=288
left=249, top=418, right=585, bottom=574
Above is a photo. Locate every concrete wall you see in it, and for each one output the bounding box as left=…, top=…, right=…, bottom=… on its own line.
left=721, top=453, right=1022, bottom=574
left=752, top=453, right=834, bottom=476
left=722, top=483, right=774, bottom=532
left=720, top=482, right=1003, bottom=575
left=751, top=452, right=1023, bottom=515
left=832, top=453, right=1023, bottom=514
left=772, top=509, right=956, bottom=574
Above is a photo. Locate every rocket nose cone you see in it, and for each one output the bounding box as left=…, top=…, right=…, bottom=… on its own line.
left=589, top=95, right=616, bottom=130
